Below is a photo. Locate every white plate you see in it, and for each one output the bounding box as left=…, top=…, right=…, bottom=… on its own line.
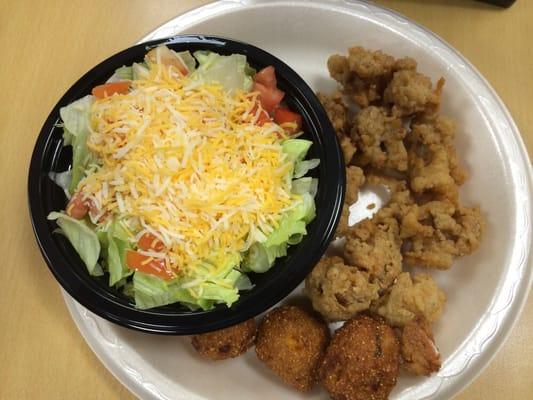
left=64, top=1, right=533, bottom=399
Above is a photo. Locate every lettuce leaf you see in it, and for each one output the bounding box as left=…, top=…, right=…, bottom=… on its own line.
left=282, top=139, right=313, bottom=162
left=293, top=158, right=320, bottom=179
left=291, top=177, right=318, bottom=197
left=47, top=212, right=101, bottom=275
left=105, top=221, right=133, bottom=286
left=58, top=95, right=95, bottom=192
left=132, top=62, right=149, bottom=80
left=107, top=65, right=133, bottom=82
left=133, top=272, right=199, bottom=310
left=191, top=51, right=254, bottom=92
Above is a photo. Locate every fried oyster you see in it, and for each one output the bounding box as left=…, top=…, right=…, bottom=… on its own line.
left=372, top=272, right=446, bottom=327
left=305, top=256, right=379, bottom=321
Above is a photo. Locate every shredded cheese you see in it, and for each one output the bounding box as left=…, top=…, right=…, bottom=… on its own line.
left=78, top=62, right=297, bottom=277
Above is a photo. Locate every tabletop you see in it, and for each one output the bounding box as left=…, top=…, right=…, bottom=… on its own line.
left=1, top=0, right=531, bottom=399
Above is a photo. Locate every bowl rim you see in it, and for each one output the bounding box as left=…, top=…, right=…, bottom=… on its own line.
left=28, top=34, right=345, bottom=335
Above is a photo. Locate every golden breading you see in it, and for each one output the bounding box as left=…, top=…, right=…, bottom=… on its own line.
left=317, top=91, right=357, bottom=164
left=255, top=305, right=330, bottom=392
left=317, top=91, right=349, bottom=138
left=407, top=115, right=467, bottom=203
left=373, top=272, right=446, bottom=327
left=400, top=201, right=484, bottom=269
left=400, top=317, right=441, bottom=376
left=346, top=165, right=366, bottom=205
left=346, top=46, right=396, bottom=79
left=305, top=256, right=379, bottom=321
left=365, top=173, right=415, bottom=217
left=327, top=47, right=417, bottom=108
left=319, top=315, right=400, bottom=400
left=335, top=166, right=366, bottom=237
left=335, top=203, right=351, bottom=238
left=351, top=106, right=408, bottom=171
left=344, top=216, right=402, bottom=290
left=190, top=318, right=256, bottom=360
left=340, top=135, right=357, bottom=165
left=384, top=69, right=444, bottom=117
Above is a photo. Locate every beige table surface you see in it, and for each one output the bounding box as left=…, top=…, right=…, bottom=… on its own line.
left=1, top=0, right=531, bottom=399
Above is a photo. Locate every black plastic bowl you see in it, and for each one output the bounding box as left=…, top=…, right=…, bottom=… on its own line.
left=28, top=35, right=345, bottom=334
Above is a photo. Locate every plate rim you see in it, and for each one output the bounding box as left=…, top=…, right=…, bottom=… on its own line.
left=63, top=1, right=533, bottom=399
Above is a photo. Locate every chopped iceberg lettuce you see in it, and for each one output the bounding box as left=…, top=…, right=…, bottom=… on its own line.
left=282, top=139, right=312, bottom=162
left=104, top=220, right=133, bottom=286
left=58, top=95, right=96, bottom=192
left=47, top=212, right=101, bottom=275
left=191, top=50, right=255, bottom=92
left=132, top=62, right=149, bottom=80
left=291, top=177, right=318, bottom=198
left=48, top=170, right=72, bottom=197
left=107, top=65, right=133, bottom=82
left=294, top=158, right=320, bottom=179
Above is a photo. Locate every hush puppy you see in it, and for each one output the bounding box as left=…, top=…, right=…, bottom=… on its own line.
left=255, top=305, right=330, bottom=391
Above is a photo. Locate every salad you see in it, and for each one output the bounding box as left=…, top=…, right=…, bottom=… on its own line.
left=49, top=45, right=319, bottom=310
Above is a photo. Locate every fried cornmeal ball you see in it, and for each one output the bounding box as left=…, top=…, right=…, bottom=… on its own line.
left=320, top=315, right=400, bottom=400
left=191, top=318, right=256, bottom=360
left=255, top=305, right=330, bottom=392
left=305, top=256, right=379, bottom=321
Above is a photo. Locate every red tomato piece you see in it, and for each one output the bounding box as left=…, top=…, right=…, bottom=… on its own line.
left=253, top=66, right=277, bottom=88
left=273, top=107, right=303, bottom=134
left=138, top=232, right=165, bottom=252
left=253, top=82, right=285, bottom=114
left=125, top=250, right=175, bottom=280
left=91, top=81, right=130, bottom=99
left=66, top=193, right=89, bottom=219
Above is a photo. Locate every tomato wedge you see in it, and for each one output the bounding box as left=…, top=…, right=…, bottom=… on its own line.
left=66, top=193, right=89, bottom=219
left=273, top=107, right=303, bottom=134
left=125, top=250, right=175, bottom=280
left=253, top=66, right=277, bottom=88
left=138, top=232, right=165, bottom=252
left=253, top=82, right=284, bottom=114
left=92, top=81, right=130, bottom=99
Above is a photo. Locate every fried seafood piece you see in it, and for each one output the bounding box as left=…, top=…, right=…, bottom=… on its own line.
left=384, top=69, right=444, bottom=117
left=351, top=106, right=408, bottom=172
left=191, top=318, right=257, bottom=360
left=399, top=317, right=441, bottom=376
left=319, top=315, right=400, bottom=400
left=317, top=92, right=357, bottom=164
left=328, top=47, right=417, bottom=107
left=335, top=166, right=366, bottom=237
left=340, top=135, right=357, bottom=165
left=336, top=203, right=351, bottom=238
left=407, top=115, right=467, bottom=203
left=346, top=165, right=366, bottom=205
left=365, top=173, right=415, bottom=213
left=400, top=200, right=484, bottom=269
left=317, top=91, right=357, bottom=165
left=373, top=272, right=446, bottom=327
left=255, top=305, right=330, bottom=391
left=305, top=256, right=379, bottom=321
left=317, top=91, right=349, bottom=137
left=344, top=215, right=403, bottom=290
